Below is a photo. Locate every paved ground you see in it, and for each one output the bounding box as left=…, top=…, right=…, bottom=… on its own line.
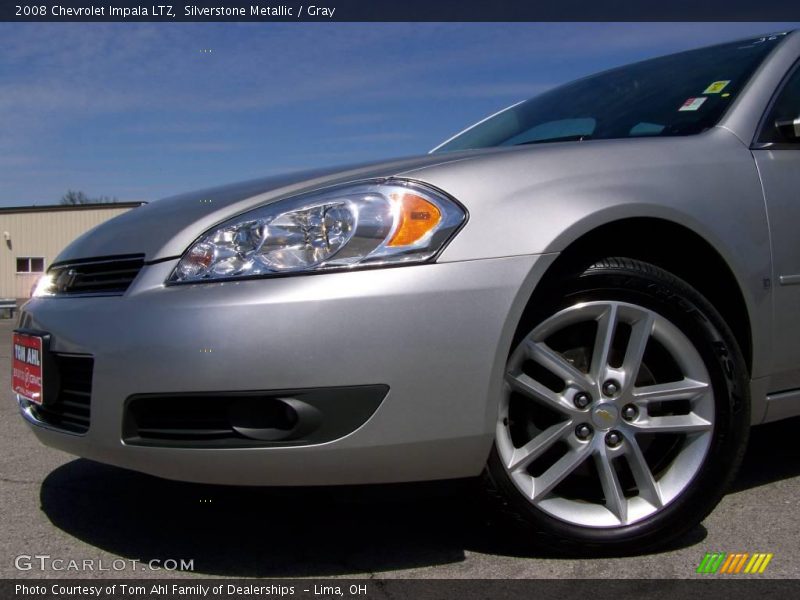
left=1, top=318, right=798, bottom=580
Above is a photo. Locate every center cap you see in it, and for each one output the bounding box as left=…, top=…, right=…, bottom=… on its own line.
left=591, top=404, right=619, bottom=429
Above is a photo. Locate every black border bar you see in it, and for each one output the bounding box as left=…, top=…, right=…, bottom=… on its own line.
left=3, top=1, right=800, bottom=22
left=5, top=579, right=800, bottom=600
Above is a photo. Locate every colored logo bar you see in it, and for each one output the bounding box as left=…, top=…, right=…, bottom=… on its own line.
left=696, top=552, right=773, bottom=574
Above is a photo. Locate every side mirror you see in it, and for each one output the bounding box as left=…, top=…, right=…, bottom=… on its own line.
left=775, top=117, right=800, bottom=140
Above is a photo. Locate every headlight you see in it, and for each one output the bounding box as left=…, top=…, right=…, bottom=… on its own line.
left=169, top=179, right=466, bottom=283
left=32, top=274, right=55, bottom=298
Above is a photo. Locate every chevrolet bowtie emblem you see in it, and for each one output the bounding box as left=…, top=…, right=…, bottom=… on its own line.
left=596, top=408, right=614, bottom=423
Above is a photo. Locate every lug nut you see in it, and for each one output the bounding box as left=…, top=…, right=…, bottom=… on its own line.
left=575, top=424, right=593, bottom=440
left=605, top=430, right=622, bottom=447
left=603, top=380, right=620, bottom=397
left=574, top=392, right=592, bottom=410
left=622, top=405, right=638, bottom=421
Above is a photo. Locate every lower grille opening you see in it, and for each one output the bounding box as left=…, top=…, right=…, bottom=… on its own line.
left=130, top=396, right=307, bottom=442
left=123, top=386, right=388, bottom=448
left=30, top=354, right=93, bottom=434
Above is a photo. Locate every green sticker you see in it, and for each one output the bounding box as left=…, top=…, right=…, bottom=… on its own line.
left=704, top=80, right=730, bottom=94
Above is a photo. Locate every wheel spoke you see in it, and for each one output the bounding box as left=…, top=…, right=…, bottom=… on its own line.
left=621, top=312, right=655, bottom=386
left=631, top=413, right=712, bottom=434
left=527, top=341, right=592, bottom=388
left=595, top=451, right=627, bottom=523
left=590, top=303, right=618, bottom=380
left=532, top=446, right=591, bottom=501
left=506, top=372, right=574, bottom=414
left=624, top=435, right=663, bottom=508
left=632, top=378, right=710, bottom=403
left=507, top=420, right=573, bottom=472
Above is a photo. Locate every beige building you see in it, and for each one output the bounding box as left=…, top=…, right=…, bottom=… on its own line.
left=0, top=203, right=143, bottom=300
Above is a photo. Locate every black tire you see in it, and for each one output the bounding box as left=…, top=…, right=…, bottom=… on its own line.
left=484, top=257, right=750, bottom=555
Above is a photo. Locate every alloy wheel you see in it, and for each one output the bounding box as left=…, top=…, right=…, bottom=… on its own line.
left=496, top=301, right=715, bottom=528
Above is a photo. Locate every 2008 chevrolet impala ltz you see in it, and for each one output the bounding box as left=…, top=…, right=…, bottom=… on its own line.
left=12, top=31, right=800, bottom=554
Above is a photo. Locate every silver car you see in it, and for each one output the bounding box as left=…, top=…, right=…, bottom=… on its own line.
left=13, top=31, right=800, bottom=554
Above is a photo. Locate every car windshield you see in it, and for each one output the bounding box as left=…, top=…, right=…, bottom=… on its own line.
left=433, top=33, right=788, bottom=152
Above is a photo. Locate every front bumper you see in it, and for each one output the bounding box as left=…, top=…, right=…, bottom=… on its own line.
left=17, top=254, right=551, bottom=485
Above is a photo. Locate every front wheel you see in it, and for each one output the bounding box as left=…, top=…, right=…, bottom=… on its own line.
left=485, top=258, right=749, bottom=554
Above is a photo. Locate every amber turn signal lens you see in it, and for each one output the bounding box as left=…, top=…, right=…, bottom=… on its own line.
left=387, top=193, right=442, bottom=247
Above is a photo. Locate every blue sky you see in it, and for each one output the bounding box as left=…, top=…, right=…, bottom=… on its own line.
left=1, top=22, right=798, bottom=207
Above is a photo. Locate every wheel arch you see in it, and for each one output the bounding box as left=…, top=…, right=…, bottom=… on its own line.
left=521, top=217, right=754, bottom=376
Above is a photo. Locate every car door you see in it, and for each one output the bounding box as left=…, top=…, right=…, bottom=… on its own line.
left=752, top=61, right=800, bottom=389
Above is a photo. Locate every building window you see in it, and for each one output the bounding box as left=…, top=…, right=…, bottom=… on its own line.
left=16, top=257, right=45, bottom=273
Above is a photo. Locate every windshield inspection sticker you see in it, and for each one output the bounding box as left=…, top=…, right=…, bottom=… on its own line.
left=679, top=97, right=707, bottom=112
left=704, top=80, right=731, bottom=94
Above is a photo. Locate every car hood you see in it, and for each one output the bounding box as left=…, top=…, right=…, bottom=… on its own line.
left=53, top=152, right=483, bottom=264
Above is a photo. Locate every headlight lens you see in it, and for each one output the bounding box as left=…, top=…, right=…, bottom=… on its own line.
left=169, top=179, right=465, bottom=283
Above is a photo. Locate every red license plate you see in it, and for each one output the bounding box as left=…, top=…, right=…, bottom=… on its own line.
left=12, top=333, right=44, bottom=405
